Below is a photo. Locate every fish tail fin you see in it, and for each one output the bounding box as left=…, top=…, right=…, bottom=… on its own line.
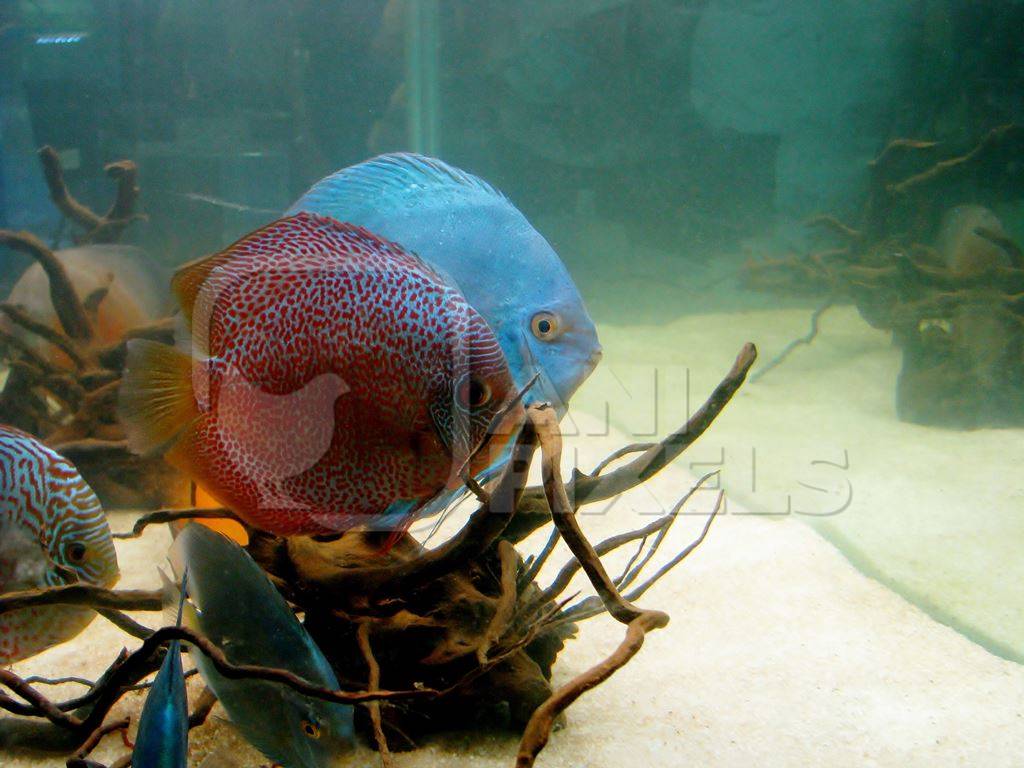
left=118, top=339, right=198, bottom=456
left=160, top=566, right=198, bottom=635
left=175, top=568, right=189, bottom=627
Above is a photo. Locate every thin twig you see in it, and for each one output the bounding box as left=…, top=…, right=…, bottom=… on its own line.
left=97, top=609, right=155, bottom=640
left=589, top=443, right=654, bottom=476
left=622, top=491, right=723, bottom=603
left=518, top=528, right=560, bottom=589
left=113, top=508, right=244, bottom=540
left=750, top=298, right=834, bottom=383
left=890, top=124, right=1022, bottom=195
left=613, top=536, right=648, bottom=588
left=617, top=471, right=718, bottom=592
left=357, top=623, right=394, bottom=768
left=805, top=214, right=862, bottom=242
left=187, top=686, right=217, bottom=730
left=73, top=717, right=130, bottom=759
left=23, top=676, right=95, bottom=688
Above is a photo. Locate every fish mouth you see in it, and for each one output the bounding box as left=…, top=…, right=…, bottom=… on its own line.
left=550, top=344, right=603, bottom=408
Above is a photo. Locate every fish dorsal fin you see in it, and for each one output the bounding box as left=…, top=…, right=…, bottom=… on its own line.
left=289, top=153, right=508, bottom=221
left=173, top=211, right=444, bottom=327
left=171, top=214, right=323, bottom=325
left=171, top=250, right=236, bottom=328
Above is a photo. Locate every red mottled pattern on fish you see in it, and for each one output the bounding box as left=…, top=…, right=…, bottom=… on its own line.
left=169, top=212, right=516, bottom=536
left=0, top=425, right=119, bottom=664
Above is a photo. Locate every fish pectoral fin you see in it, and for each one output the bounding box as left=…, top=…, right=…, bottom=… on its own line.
left=424, top=398, right=455, bottom=459
left=118, top=340, right=199, bottom=456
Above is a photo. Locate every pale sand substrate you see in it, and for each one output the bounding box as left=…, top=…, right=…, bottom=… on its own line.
left=571, top=305, right=1024, bottom=662
left=7, top=388, right=1024, bottom=766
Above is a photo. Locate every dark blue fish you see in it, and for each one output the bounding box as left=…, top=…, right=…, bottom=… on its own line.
left=171, top=524, right=354, bottom=768
left=133, top=571, right=190, bottom=768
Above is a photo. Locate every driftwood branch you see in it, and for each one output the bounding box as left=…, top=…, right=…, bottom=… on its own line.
left=750, top=297, right=835, bottom=383
left=0, top=229, right=92, bottom=340
left=357, top=623, right=394, bottom=768
left=112, top=507, right=245, bottom=540
left=515, top=610, right=667, bottom=768
left=0, top=624, right=438, bottom=754
left=505, top=342, right=756, bottom=543
left=530, top=405, right=655, bottom=625
left=889, top=123, right=1023, bottom=195
left=0, top=585, right=163, bottom=615
left=0, top=303, right=85, bottom=368
left=38, top=147, right=105, bottom=233
left=37, top=146, right=142, bottom=244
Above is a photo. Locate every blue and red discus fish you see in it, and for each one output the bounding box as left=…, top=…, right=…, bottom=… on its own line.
left=0, top=425, right=119, bottom=664
left=119, top=212, right=521, bottom=537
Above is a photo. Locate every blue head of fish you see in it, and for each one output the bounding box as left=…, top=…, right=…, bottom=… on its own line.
left=172, top=524, right=355, bottom=768
left=287, top=153, right=602, bottom=417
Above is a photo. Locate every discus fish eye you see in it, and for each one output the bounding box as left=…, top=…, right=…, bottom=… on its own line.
left=457, top=377, right=493, bottom=410
left=530, top=311, right=561, bottom=341
left=66, top=542, right=87, bottom=564
left=301, top=719, right=321, bottom=739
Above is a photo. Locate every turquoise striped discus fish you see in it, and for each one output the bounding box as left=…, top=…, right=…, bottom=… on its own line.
left=0, top=425, right=119, bottom=664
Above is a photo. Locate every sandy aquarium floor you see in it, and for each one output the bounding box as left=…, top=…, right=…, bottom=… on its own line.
left=6, top=332, right=1024, bottom=766
left=572, top=304, right=1024, bottom=663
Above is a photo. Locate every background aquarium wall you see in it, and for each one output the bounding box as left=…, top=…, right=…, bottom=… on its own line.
left=1, top=1, right=1024, bottom=766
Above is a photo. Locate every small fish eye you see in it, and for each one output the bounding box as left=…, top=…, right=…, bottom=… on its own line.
left=66, top=543, right=87, bottom=563
left=301, top=719, right=321, bottom=739
left=530, top=311, right=561, bottom=341
left=458, top=377, right=492, bottom=409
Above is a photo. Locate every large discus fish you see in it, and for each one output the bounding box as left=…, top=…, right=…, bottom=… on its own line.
left=0, top=425, right=119, bottom=664
left=171, top=524, right=354, bottom=768
left=119, top=212, right=521, bottom=537
left=288, top=153, right=602, bottom=414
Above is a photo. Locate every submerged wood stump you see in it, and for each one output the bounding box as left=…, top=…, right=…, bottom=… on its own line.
left=743, top=125, right=1024, bottom=428
left=0, top=346, right=757, bottom=767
